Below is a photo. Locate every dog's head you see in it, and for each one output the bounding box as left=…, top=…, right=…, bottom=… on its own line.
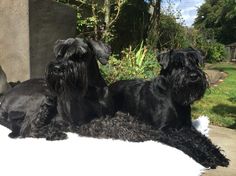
left=45, top=38, right=111, bottom=95
left=157, top=48, right=208, bottom=105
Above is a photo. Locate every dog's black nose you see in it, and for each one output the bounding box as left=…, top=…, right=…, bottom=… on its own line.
left=54, top=65, right=60, bottom=69
left=189, top=72, right=198, bottom=81
left=52, top=64, right=64, bottom=74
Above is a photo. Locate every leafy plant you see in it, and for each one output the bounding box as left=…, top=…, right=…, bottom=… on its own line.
left=100, top=43, right=159, bottom=83
left=206, top=42, right=227, bottom=63
left=195, top=35, right=227, bottom=63
left=55, top=0, right=127, bottom=42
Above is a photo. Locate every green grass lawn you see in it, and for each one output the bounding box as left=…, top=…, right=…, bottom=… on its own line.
left=192, top=62, right=236, bottom=129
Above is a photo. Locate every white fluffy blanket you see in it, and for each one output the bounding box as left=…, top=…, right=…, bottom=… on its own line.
left=0, top=116, right=210, bottom=176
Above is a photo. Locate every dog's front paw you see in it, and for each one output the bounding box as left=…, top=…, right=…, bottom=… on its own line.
left=46, top=131, right=68, bottom=141
left=8, top=132, right=20, bottom=138
left=44, top=120, right=71, bottom=140
left=51, top=120, right=71, bottom=132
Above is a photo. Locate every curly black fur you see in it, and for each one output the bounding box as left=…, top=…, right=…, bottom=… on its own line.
left=77, top=112, right=229, bottom=169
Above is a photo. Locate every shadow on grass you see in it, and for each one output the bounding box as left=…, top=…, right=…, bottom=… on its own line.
left=212, top=104, right=236, bottom=117
left=212, top=104, right=236, bottom=129
left=210, top=67, right=236, bottom=72
left=228, top=97, right=236, bottom=103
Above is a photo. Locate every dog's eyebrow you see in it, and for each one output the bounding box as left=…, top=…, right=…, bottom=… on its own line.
left=187, top=52, right=201, bottom=65
left=174, top=52, right=185, bottom=61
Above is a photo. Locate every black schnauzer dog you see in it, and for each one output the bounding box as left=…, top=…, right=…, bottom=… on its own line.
left=0, top=38, right=113, bottom=140
left=78, top=48, right=229, bottom=168
left=110, top=48, right=207, bottom=130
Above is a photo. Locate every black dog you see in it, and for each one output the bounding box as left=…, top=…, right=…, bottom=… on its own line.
left=109, top=48, right=208, bottom=130
left=80, top=48, right=228, bottom=168
left=0, top=38, right=113, bottom=140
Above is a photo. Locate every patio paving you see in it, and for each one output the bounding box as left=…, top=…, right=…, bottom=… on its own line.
left=204, top=125, right=236, bottom=176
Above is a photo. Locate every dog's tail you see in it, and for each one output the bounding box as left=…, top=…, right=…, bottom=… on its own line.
left=156, top=127, right=230, bottom=169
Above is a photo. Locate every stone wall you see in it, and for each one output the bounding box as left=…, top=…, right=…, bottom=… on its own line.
left=0, top=0, right=30, bottom=81
left=29, top=0, right=77, bottom=78
left=0, top=0, right=77, bottom=81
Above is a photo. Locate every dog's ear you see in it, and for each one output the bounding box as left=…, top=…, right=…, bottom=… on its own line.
left=54, top=39, right=66, bottom=58
left=86, top=39, right=111, bottom=65
left=157, top=51, right=171, bottom=69
left=188, top=48, right=204, bottom=66
left=195, top=50, right=204, bottom=66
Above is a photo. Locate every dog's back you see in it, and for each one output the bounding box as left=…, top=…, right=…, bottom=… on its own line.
left=109, top=76, right=177, bottom=128
left=109, top=79, right=145, bottom=115
left=0, top=79, right=51, bottom=133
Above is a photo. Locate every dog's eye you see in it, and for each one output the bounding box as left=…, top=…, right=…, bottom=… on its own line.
left=69, top=54, right=78, bottom=61
left=69, top=53, right=86, bottom=62
left=173, top=60, right=183, bottom=68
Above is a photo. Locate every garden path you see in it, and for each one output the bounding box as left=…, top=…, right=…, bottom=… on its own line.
left=204, top=125, right=236, bottom=176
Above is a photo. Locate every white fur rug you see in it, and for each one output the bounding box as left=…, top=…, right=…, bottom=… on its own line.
left=0, top=116, right=210, bottom=176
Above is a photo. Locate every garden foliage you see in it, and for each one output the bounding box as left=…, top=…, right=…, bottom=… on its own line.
left=100, top=43, right=159, bottom=83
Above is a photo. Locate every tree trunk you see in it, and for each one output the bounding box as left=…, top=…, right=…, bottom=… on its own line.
left=104, top=0, right=110, bottom=27
left=91, top=3, right=98, bottom=40
left=146, top=0, right=161, bottom=49
left=103, top=0, right=111, bottom=41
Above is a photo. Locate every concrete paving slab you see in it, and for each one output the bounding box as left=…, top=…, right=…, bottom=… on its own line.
left=204, top=125, right=236, bottom=176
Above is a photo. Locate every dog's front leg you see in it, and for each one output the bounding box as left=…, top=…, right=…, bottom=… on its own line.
left=40, top=97, right=73, bottom=140
left=33, top=95, right=57, bottom=128
left=45, top=113, right=70, bottom=140
left=8, top=111, right=25, bottom=138
left=44, top=103, right=71, bottom=140
left=174, top=104, right=192, bottom=128
left=27, top=95, right=58, bottom=138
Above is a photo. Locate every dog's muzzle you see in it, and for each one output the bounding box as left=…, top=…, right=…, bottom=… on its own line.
left=45, top=59, right=88, bottom=95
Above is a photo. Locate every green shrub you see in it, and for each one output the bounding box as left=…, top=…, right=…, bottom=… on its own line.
left=100, top=43, right=160, bottom=84
left=206, top=42, right=227, bottom=63
left=184, top=29, right=227, bottom=63
left=194, top=33, right=227, bottom=63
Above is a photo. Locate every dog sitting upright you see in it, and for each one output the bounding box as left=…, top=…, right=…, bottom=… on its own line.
left=0, top=38, right=113, bottom=140
left=110, top=48, right=207, bottom=130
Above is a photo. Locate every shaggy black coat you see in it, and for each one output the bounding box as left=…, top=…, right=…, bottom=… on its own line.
left=109, top=48, right=208, bottom=130
left=0, top=38, right=113, bottom=139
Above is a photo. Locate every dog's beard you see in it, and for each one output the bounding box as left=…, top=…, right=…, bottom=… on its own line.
left=45, top=60, right=88, bottom=96
left=171, top=70, right=208, bottom=105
